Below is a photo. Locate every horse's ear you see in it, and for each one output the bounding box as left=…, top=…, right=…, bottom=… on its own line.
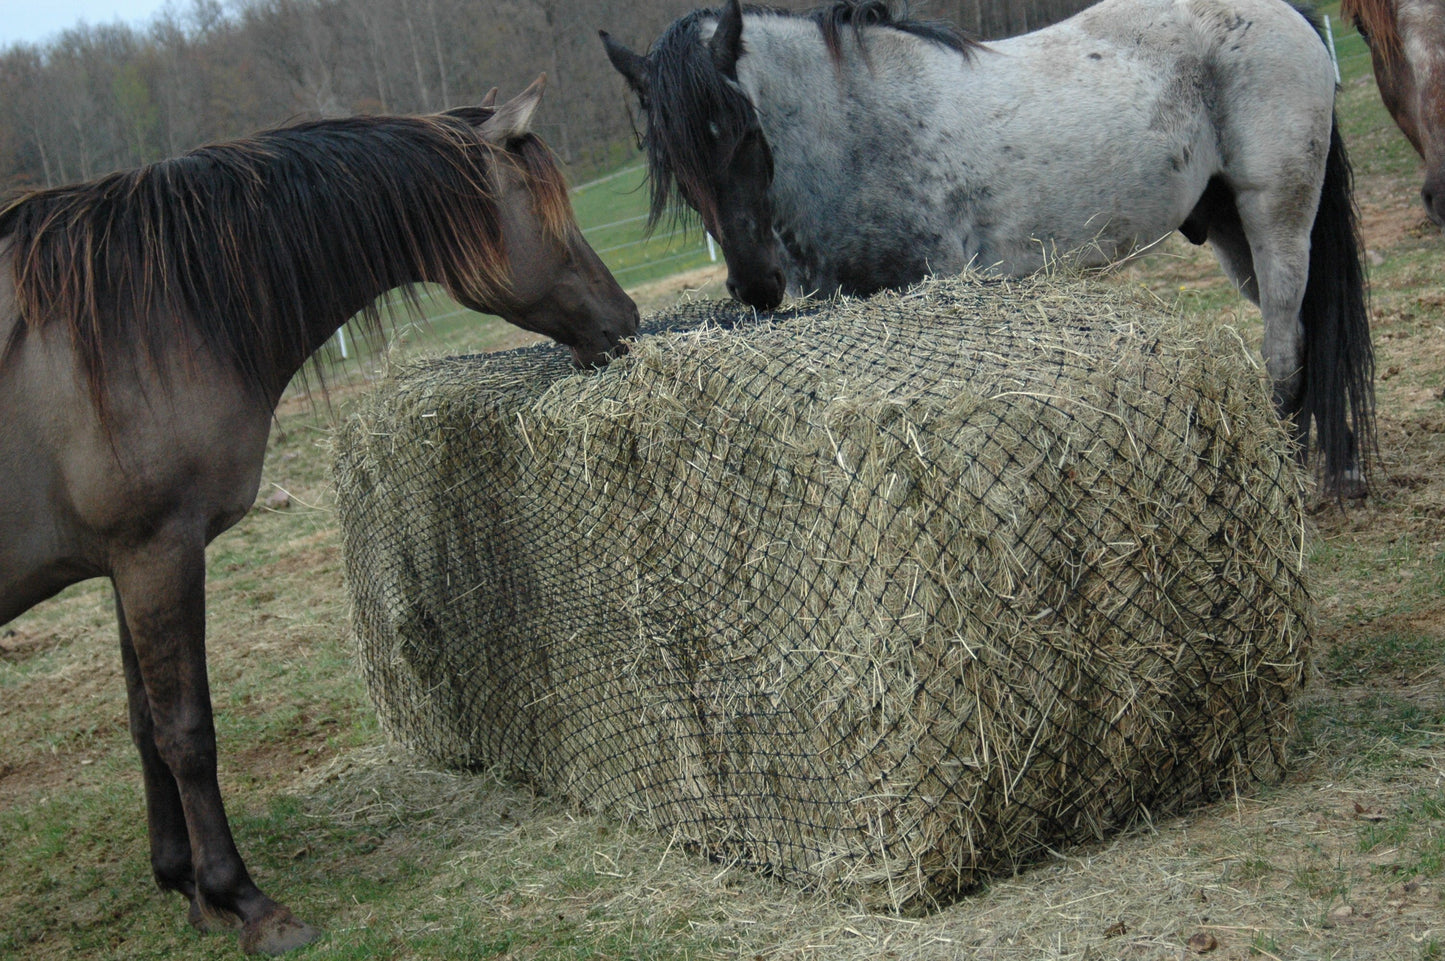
left=481, top=87, right=498, bottom=109
left=479, top=75, right=545, bottom=143
left=600, top=30, right=650, bottom=100
left=710, top=0, right=745, bottom=79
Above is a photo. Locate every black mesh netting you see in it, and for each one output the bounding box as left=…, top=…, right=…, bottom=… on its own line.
left=334, top=274, right=1311, bottom=909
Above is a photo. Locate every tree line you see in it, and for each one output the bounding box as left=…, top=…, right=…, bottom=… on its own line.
left=0, top=0, right=1097, bottom=195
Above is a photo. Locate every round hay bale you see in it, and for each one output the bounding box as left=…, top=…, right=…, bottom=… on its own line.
left=334, top=273, right=1311, bottom=909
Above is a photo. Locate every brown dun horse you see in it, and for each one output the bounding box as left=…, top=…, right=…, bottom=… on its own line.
left=1345, top=0, right=1445, bottom=224
left=0, top=77, right=637, bottom=954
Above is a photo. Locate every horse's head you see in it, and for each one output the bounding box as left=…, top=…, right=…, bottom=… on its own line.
left=1349, top=0, right=1445, bottom=226
left=449, top=77, right=639, bottom=368
left=601, top=0, right=788, bottom=310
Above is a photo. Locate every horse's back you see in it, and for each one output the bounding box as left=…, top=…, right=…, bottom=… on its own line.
left=744, top=0, right=1336, bottom=290
left=1053, top=0, right=1332, bottom=87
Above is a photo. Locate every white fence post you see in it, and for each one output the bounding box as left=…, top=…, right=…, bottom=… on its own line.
left=1325, top=15, right=1341, bottom=85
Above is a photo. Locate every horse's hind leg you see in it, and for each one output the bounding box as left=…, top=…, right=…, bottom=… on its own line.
left=1201, top=181, right=1311, bottom=453
left=113, top=540, right=318, bottom=954
left=1188, top=179, right=1259, bottom=302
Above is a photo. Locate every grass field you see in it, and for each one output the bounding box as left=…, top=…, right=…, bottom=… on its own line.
left=570, top=163, right=718, bottom=289
left=1, top=6, right=1443, bottom=960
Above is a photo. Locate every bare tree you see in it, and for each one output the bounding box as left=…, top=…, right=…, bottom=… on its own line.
left=0, top=0, right=1107, bottom=195
left=928, top=0, right=1098, bottom=38
left=396, top=0, right=435, bottom=110
left=426, top=0, right=450, bottom=106
left=0, top=45, right=60, bottom=188
left=239, top=0, right=353, bottom=117
left=48, top=30, right=107, bottom=181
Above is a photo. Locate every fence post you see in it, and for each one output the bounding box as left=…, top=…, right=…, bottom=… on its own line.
left=1324, top=15, right=1341, bottom=84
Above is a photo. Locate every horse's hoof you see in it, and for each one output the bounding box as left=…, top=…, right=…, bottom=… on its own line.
left=188, top=897, right=243, bottom=935
left=239, top=906, right=320, bottom=956
left=1325, top=469, right=1369, bottom=502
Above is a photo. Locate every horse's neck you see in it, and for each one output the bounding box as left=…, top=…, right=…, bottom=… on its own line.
left=740, top=21, right=977, bottom=154
left=736, top=21, right=975, bottom=218
left=286, top=232, right=437, bottom=380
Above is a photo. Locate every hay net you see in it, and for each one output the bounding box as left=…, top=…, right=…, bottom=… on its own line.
left=335, top=273, right=1311, bottom=909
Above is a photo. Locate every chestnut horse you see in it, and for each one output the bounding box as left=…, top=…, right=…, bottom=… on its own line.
left=0, top=78, right=637, bottom=954
left=1344, top=0, right=1445, bottom=224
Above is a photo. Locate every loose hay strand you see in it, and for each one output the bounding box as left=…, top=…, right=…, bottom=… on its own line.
left=334, top=273, right=1311, bottom=912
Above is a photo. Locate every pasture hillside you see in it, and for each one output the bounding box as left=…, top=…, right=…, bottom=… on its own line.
left=1, top=11, right=1442, bottom=961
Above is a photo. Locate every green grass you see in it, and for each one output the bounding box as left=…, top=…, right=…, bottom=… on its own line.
left=1251, top=932, right=1285, bottom=956
left=569, top=163, right=717, bottom=289
left=1359, top=789, right=1445, bottom=883
left=1306, top=532, right=1445, bottom=625
left=1325, top=626, right=1445, bottom=680
left=1298, top=689, right=1445, bottom=771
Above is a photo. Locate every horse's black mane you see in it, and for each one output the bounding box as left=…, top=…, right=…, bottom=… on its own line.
left=635, top=1, right=977, bottom=232
left=810, top=0, right=977, bottom=61
left=0, top=110, right=570, bottom=412
left=636, top=7, right=761, bottom=233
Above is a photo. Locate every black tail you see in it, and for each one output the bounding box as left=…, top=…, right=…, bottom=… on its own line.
left=1300, top=117, right=1376, bottom=493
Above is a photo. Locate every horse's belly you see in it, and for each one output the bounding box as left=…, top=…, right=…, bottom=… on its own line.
left=962, top=153, right=1212, bottom=276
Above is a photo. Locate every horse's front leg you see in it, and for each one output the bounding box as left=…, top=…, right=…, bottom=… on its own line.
left=113, top=535, right=318, bottom=955
left=117, top=588, right=207, bottom=915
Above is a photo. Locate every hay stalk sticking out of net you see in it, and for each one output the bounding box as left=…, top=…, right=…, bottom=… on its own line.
left=335, top=273, right=1311, bottom=910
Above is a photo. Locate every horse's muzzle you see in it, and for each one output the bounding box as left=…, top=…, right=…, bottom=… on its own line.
left=571, top=342, right=630, bottom=369
left=727, top=267, right=786, bottom=311
left=1421, top=172, right=1445, bottom=228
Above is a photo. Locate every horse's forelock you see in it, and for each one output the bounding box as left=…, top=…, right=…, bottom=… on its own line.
left=639, top=8, right=763, bottom=233
left=1342, top=0, right=1405, bottom=66
left=428, top=109, right=574, bottom=245
left=500, top=132, right=577, bottom=245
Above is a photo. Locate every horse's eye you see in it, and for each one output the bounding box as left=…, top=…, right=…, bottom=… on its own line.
left=1353, top=15, right=1371, bottom=44
left=732, top=128, right=773, bottom=179
left=706, top=121, right=722, bottom=140
left=739, top=128, right=766, bottom=151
